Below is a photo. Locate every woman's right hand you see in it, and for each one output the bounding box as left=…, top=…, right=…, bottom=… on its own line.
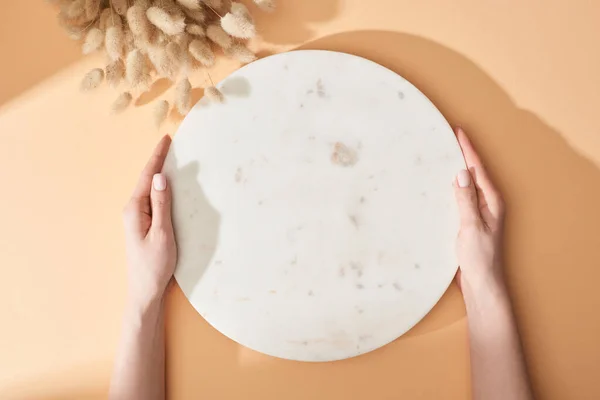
left=453, top=127, right=506, bottom=299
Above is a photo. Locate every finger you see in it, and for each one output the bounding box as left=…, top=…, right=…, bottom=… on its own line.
left=455, top=269, right=462, bottom=292
left=131, top=135, right=172, bottom=201
left=455, top=127, right=483, bottom=168
left=454, top=169, right=481, bottom=226
left=454, top=127, right=504, bottom=214
left=149, top=173, right=172, bottom=232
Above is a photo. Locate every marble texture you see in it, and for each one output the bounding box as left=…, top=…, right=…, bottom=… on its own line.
left=163, top=50, right=465, bottom=362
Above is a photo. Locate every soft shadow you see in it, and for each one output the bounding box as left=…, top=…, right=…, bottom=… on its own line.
left=248, top=0, right=341, bottom=45
left=165, top=155, right=221, bottom=296
left=135, top=78, right=174, bottom=107
left=0, top=3, right=82, bottom=106
left=220, top=76, right=252, bottom=98
left=165, top=31, right=600, bottom=400
left=168, top=88, right=205, bottom=123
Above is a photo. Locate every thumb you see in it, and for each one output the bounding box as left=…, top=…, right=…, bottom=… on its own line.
left=454, top=169, right=481, bottom=226
left=150, top=173, right=172, bottom=231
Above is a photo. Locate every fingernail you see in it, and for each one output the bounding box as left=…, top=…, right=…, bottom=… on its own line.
left=457, top=169, right=471, bottom=187
left=456, top=126, right=464, bottom=134
left=153, top=174, right=166, bottom=191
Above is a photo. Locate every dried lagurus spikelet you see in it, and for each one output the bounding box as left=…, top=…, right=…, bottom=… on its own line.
left=160, top=0, right=186, bottom=17
left=84, top=0, right=102, bottom=19
left=189, top=38, right=215, bottom=67
left=146, top=6, right=185, bottom=35
left=123, top=27, right=136, bottom=52
left=63, top=24, right=86, bottom=40
left=176, top=0, right=201, bottom=9
left=82, top=27, right=104, bottom=54
left=105, top=25, right=125, bottom=61
left=175, top=78, right=192, bottom=114
left=135, top=0, right=153, bottom=9
left=127, top=5, right=153, bottom=42
left=66, top=0, right=85, bottom=19
left=165, top=41, right=184, bottom=72
left=148, top=46, right=177, bottom=79
left=204, top=0, right=223, bottom=9
left=154, top=100, right=170, bottom=127
left=80, top=68, right=104, bottom=91
left=205, top=86, right=224, bottom=103
left=206, top=24, right=232, bottom=49
left=182, top=7, right=206, bottom=23
left=106, top=60, right=125, bottom=87
left=254, top=0, right=275, bottom=12
left=225, top=43, right=256, bottom=63
left=174, top=32, right=192, bottom=48
left=111, top=92, right=133, bottom=114
left=112, top=0, right=129, bottom=15
left=186, top=24, right=205, bottom=36
left=99, top=8, right=123, bottom=30
left=126, top=49, right=150, bottom=89
left=221, top=2, right=256, bottom=39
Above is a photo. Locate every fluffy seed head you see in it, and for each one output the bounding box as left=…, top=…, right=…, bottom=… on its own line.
left=99, top=8, right=123, bottom=30
left=185, top=24, right=205, bottom=36
left=63, top=24, right=86, bottom=40
left=85, top=0, right=102, bottom=19
left=175, top=78, right=192, bottom=114
left=146, top=6, right=186, bottom=35
left=225, top=43, right=256, bottom=63
left=66, top=0, right=85, bottom=19
left=80, top=68, right=104, bottom=91
left=82, top=27, right=104, bottom=54
left=126, top=49, right=150, bottom=89
left=105, top=25, right=125, bottom=61
left=111, top=92, right=133, bottom=114
left=112, top=0, right=129, bottom=15
left=106, top=60, right=125, bottom=87
left=123, top=27, right=136, bottom=52
left=159, top=0, right=186, bottom=16
left=206, top=24, right=232, bottom=49
left=205, top=86, right=224, bottom=103
left=174, top=32, right=192, bottom=48
left=231, top=2, right=252, bottom=19
left=166, top=41, right=184, bottom=70
left=189, top=38, right=215, bottom=67
left=154, top=100, right=170, bottom=127
left=182, top=7, right=206, bottom=23
left=253, top=0, right=275, bottom=12
left=176, top=0, right=201, bottom=9
left=135, top=0, right=153, bottom=9
left=127, top=5, right=153, bottom=41
left=221, top=3, right=255, bottom=39
left=148, top=46, right=177, bottom=79
left=204, top=0, right=223, bottom=9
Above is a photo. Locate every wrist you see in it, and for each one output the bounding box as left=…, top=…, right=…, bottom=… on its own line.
left=462, top=270, right=509, bottom=311
left=126, top=292, right=164, bottom=319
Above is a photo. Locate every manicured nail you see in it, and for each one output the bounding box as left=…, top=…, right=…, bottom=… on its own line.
left=153, top=173, right=166, bottom=191
left=457, top=169, right=471, bottom=187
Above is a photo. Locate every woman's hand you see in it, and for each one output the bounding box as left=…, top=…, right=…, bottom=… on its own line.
left=122, top=135, right=176, bottom=311
left=454, top=128, right=533, bottom=400
left=453, top=127, right=506, bottom=298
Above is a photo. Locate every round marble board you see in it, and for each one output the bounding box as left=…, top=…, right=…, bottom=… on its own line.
left=163, top=50, right=464, bottom=362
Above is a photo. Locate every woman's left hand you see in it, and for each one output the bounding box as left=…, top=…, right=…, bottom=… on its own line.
left=122, top=135, right=177, bottom=311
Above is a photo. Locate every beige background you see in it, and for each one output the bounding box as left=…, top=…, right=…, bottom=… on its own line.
left=1, top=1, right=599, bottom=399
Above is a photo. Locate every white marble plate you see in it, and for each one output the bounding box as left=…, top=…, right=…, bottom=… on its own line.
left=163, top=50, right=464, bottom=362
